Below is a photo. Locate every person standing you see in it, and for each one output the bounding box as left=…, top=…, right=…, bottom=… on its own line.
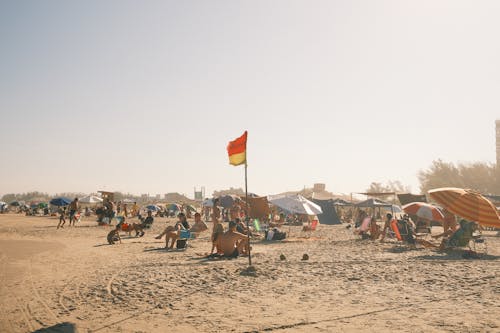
left=57, top=207, right=66, bottom=229
left=69, top=198, right=79, bottom=226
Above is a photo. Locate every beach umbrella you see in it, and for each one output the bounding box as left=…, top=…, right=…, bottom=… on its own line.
left=268, top=194, right=323, bottom=216
left=202, top=198, right=214, bottom=207
left=167, top=203, right=181, bottom=211
left=219, top=195, right=239, bottom=208
left=79, top=195, right=103, bottom=204
left=50, top=197, right=71, bottom=207
left=146, top=204, right=160, bottom=211
left=402, top=202, right=445, bottom=222
left=122, top=198, right=135, bottom=204
left=186, top=204, right=197, bottom=213
left=428, top=187, right=500, bottom=228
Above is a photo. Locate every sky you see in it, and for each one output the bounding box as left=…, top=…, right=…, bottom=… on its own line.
left=0, top=0, right=499, bottom=199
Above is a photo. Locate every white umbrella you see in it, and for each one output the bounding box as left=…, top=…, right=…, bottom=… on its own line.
left=79, top=195, right=103, bottom=204
left=268, top=194, right=323, bottom=216
left=123, top=198, right=135, bottom=204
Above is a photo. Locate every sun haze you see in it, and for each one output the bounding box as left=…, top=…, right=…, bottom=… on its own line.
left=1, top=1, right=499, bottom=197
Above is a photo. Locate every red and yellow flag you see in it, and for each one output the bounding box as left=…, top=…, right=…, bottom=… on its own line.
left=227, top=131, right=247, bottom=166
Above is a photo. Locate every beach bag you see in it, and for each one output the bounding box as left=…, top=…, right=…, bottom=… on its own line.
left=176, top=239, right=187, bottom=249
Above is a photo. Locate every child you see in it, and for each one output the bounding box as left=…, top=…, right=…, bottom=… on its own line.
left=57, top=207, right=66, bottom=229
left=107, top=225, right=122, bottom=245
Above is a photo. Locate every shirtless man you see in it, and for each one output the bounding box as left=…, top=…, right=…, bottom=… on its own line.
left=68, top=198, right=79, bottom=226
left=190, top=212, right=208, bottom=233
left=216, top=221, right=249, bottom=258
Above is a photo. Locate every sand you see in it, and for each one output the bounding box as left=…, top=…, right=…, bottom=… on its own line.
left=0, top=213, right=499, bottom=333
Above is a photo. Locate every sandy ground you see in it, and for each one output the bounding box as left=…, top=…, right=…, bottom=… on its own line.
left=0, top=214, right=499, bottom=333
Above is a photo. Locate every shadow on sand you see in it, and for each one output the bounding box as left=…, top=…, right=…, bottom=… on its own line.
left=414, top=251, right=500, bottom=261
left=32, top=322, right=77, bottom=333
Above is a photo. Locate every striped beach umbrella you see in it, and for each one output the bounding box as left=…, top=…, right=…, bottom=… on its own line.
left=402, top=202, right=444, bottom=222
left=428, top=187, right=500, bottom=228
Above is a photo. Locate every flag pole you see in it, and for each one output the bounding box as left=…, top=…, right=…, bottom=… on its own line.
left=245, top=161, right=251, bottom=267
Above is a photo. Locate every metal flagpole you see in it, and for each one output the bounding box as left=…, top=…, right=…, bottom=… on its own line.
left=245, top=161, right=251, bottom=266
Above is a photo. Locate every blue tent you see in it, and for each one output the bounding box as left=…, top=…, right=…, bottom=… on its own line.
left=50, top=197, right=71, bottom=207
left=311, top=199, right=342, bottom=225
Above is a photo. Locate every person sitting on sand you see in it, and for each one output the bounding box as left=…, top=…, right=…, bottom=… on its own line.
left=216, top=221, right=249, bottom=258
left=178, top=213, right=190, bottom=230
left=107, top=225, right=122, bottom=245
left=57, top=207, right=67, bottom=229
left=155, top=214, right=187, bottom=249
left=142, top=210, right=154, bottom=228
left=190, top=212, right=208, bottom=233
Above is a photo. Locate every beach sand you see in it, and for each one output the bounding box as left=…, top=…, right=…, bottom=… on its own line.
left=0, top=214, right=498, bottom=333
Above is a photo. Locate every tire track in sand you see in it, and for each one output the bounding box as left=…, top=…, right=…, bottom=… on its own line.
left=0, top=254, right=26, bottom=332
left=28, top=259, right=60, bottom=325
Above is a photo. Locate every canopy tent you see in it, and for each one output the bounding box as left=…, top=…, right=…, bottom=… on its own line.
left=397, top=193, right=427, bottom=205
left=50, top=197, right=71, bottom=207
left=246, top=196, right=271, bottom=220
left=79, top=195, right=103, bottom=204
left=311, top=199, right=341, bottom=224
left=268, top=194, right=323, bottom=216
left=355, top=198, right=402, bottom=214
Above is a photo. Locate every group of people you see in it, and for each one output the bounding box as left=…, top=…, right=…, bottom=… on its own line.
left=57, top=198, right=80, bottom=229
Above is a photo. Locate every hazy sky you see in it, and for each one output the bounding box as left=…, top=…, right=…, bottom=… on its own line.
left=1, top=1, right=499, bottom=198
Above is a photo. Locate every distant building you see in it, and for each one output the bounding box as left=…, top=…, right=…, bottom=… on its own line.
left=496, top=120, right=500, bottom=165
left=313, top=183, right=326, bottom=192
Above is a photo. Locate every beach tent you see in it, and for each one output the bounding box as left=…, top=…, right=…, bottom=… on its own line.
left=146, top=204, right=161, bottom=211
left=332, top=198, right=353, bottom=206
left=79, top=195, right=103, bottom=204
left=167, top=203, right=181, bottom=211
left=186, top=204, right=198, bottom=213
left=311, top=199, right=341, bottom=224
left=246, top=196, right=271, bottom=220
left=268, top=194, right=322, bottom=216
left=50, top=197, right=71, bottom=207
